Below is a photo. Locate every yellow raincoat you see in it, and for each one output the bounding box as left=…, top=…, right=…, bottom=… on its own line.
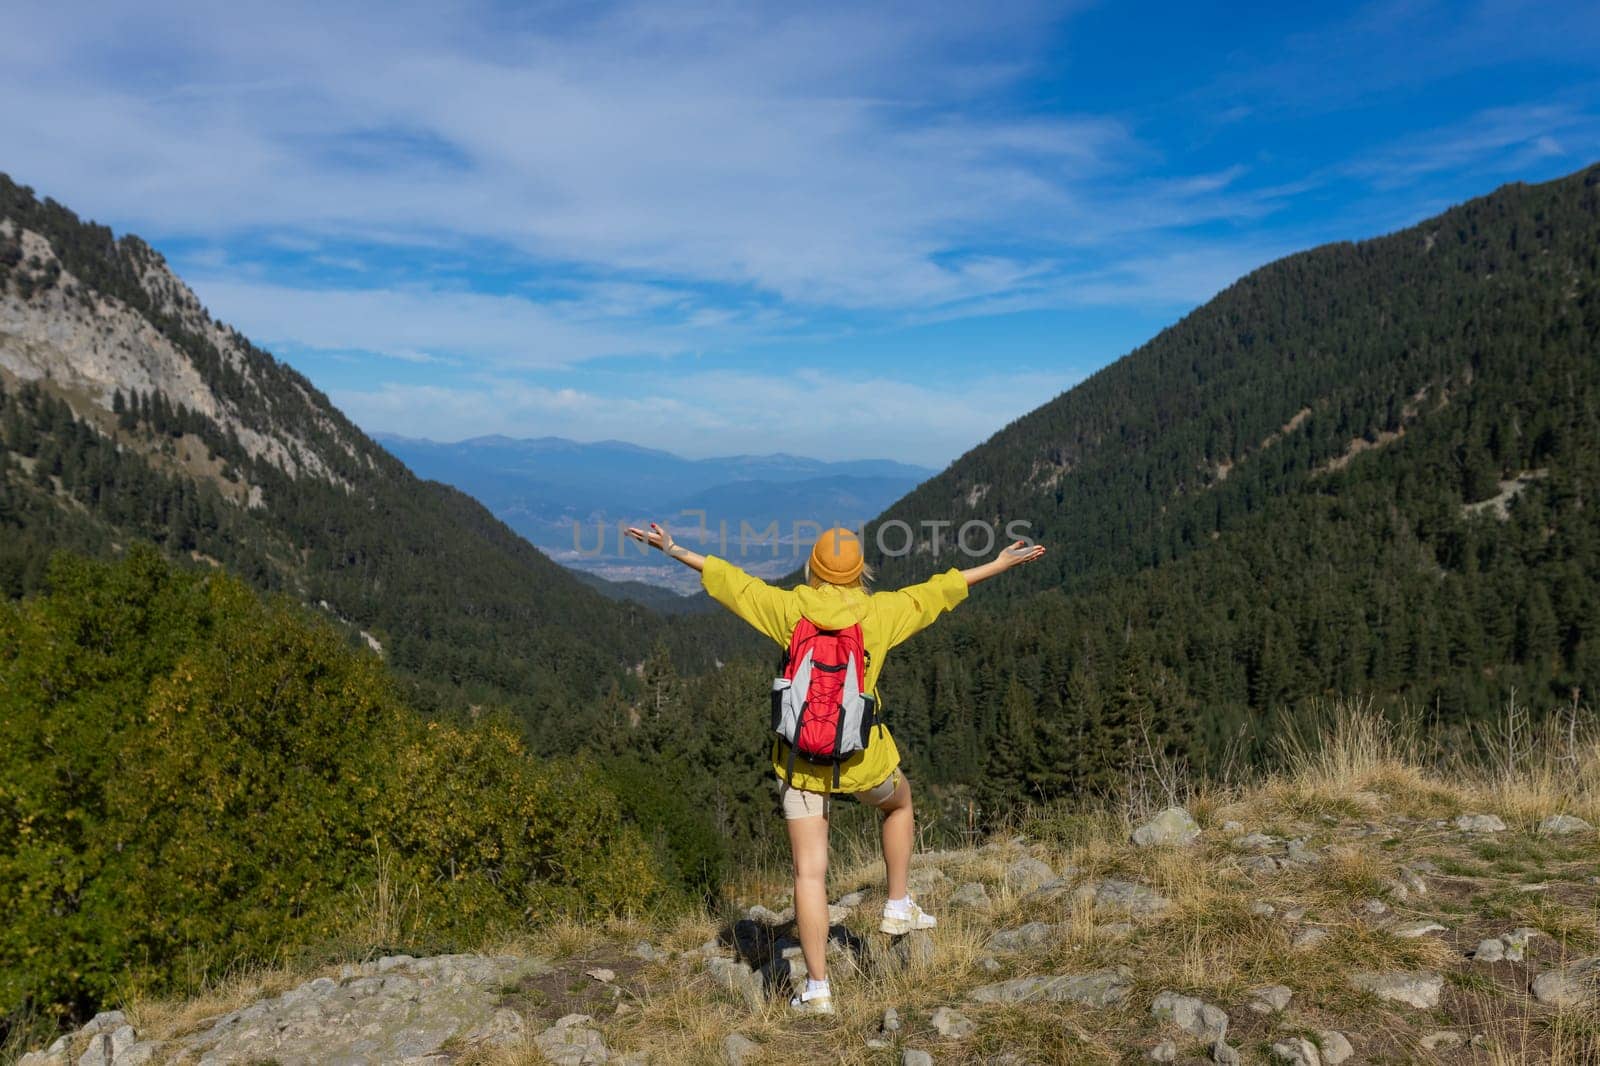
left=699, top=554, right=969, bottom=793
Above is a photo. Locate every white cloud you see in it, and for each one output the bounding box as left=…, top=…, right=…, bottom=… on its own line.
left=0, top=0, right=1263, bottom=317
left=1346, top=104, right=1600, bottom=190
left=185, top=277, right=742, bottom=368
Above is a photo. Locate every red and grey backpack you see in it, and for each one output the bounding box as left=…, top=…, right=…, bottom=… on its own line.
left=771, top=617, right=877, bottom=788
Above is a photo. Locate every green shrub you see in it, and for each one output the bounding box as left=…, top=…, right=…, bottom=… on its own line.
left=0, top=546, right=667, bottom=1030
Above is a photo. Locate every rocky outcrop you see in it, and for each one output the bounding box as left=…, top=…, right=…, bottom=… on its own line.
left=0, top=221, right=367, bottom=487
left=20, top=955, right=544, bottom=1066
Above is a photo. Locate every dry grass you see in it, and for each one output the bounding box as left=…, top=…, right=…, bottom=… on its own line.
left=17, top=699, right=1600, bottom=1065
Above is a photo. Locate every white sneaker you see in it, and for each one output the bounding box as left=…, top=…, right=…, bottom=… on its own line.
left=880, top=898, right=937, bottom=935
left=789, top=987, right=835, bottom=1016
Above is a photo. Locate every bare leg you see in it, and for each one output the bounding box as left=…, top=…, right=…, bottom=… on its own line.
left=786, top=811, right=831, bottom=982
left=875, top=775, right=914, bottom=899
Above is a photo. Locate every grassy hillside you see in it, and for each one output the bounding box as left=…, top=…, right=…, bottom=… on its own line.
left=13, top=703, right=1599, bottom=1064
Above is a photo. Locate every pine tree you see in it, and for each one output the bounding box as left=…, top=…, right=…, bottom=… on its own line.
left=979, top=677, right=1039, bottom=819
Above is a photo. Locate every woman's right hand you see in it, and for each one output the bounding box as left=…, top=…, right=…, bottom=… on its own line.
left=997, top=539, right=1046, bottom=569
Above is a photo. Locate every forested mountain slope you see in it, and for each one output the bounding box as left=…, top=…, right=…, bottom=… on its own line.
left=0, top=173, right=755, bottom=735
left=845, top=163, right=1600, bottom=810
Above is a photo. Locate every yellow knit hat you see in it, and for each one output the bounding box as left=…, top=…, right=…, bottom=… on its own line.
left=808, top=527, right=864, bottom=585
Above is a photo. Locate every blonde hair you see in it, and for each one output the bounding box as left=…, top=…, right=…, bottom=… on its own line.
left=804, top=559, right=875, bottom=591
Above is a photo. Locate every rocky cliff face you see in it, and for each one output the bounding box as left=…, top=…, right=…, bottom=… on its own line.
left=0, top=216, right=363, bottom=487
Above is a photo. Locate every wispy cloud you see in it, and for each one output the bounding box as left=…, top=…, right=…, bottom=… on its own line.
left=0, top=1, right=1121, bottom=309
left=4, top=0, right=1597, bottom=465
left=1344, top=104, right=1600, bottom=189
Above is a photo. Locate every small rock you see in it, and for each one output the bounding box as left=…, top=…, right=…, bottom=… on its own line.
left=882, top=1006, right=902, bottom=1032
left=631, top=941, right=666, bottom=962
left=836, top=890, right=867, bottom=908
left=1419, top=1031, right=1464, bottom=1051
left=1249, top=901, right=1276, bottom=917
left=1350, top=970, right=1444, bottom=1008
left=746, top=904, right=785, bottom=924
left=1474, top=937, right=1507, bottom=963
left=908, top=867, right=948, bottom=895
left=1317, top=1030, right=1354, bottom=1064
left=1149, top=1039, right=1178, bottom=1062
left=1271, top=1037, right=1321, bottom=1066
left=1074, top=878, right=1171, bottom=916
left=723, top=1032, right=760, bottom=1065
left=969, top=969, right=1131, bottom=1007
left=885, top=931, right=936, bottom=971
left=1455, top=813, right=1507, bottom=832
left=1282, top=906, right=1308, bottom=923
left=1233, top=833, right=1278, bottom=851
left=1150, top=990, right=1229, bottom=1040
left=1539, top=814, right=1593, bottom=835
left=902, top=1052, right=934, bottom=1066
left=1247, top=984, right=1293, bottom=1014
left=377, top=953, right=416, bottom=972
left=984, top=922, right=1054, bottom=953
left=705, top=956, right=765, bottom=1009
left=1360, top=898, right=1388, bottom=916
left=81, top=1012, right=128, bottom=1037
left=1221, top=820, right=1244, bottom=833
left=1212, top=1040, right=1241, bottom=1065
left=1285, top=838, right=1319, bottom=865
left=1531, top=956, right=1600, bottom=1006
left=1292, top=927, right=1329, bottom=950
left=77, top=1024, right=137, bottom=1066
left=1131, top=807, right=1201, bottom=848
left=949, top=882, right=991, bottom=908
left=1003, top=856, right=1055, bottom=893
left=930, top=1006, right=975, bottom=1038
left=585, top=967, right=615, bottom=983
left=1390, top=867, right=1428, bottom=898
left=1242, top=854, right=1279, bottom=874
left=535, top=1015, right=611, bottom=1066
left=1391, top=919, right=1447, bottom=938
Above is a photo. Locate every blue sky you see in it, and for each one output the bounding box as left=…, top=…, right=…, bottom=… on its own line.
left=4, top=1, right=1598, bottom=465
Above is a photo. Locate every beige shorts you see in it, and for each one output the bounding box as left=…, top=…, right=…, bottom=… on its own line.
left=778, top=768, right=902, bottom=820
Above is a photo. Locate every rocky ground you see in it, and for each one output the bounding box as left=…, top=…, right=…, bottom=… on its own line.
left=15, top=759, right=1600, bottom=1065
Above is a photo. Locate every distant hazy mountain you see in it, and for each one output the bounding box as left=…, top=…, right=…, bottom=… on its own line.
left=377, top=433, right=935, bottom=590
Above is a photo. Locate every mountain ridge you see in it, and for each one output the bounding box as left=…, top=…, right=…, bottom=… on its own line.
left=0, top=171, right=759, bottom=736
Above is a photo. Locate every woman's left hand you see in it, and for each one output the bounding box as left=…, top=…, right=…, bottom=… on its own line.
left=624, top=521, right=675, bottom=553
